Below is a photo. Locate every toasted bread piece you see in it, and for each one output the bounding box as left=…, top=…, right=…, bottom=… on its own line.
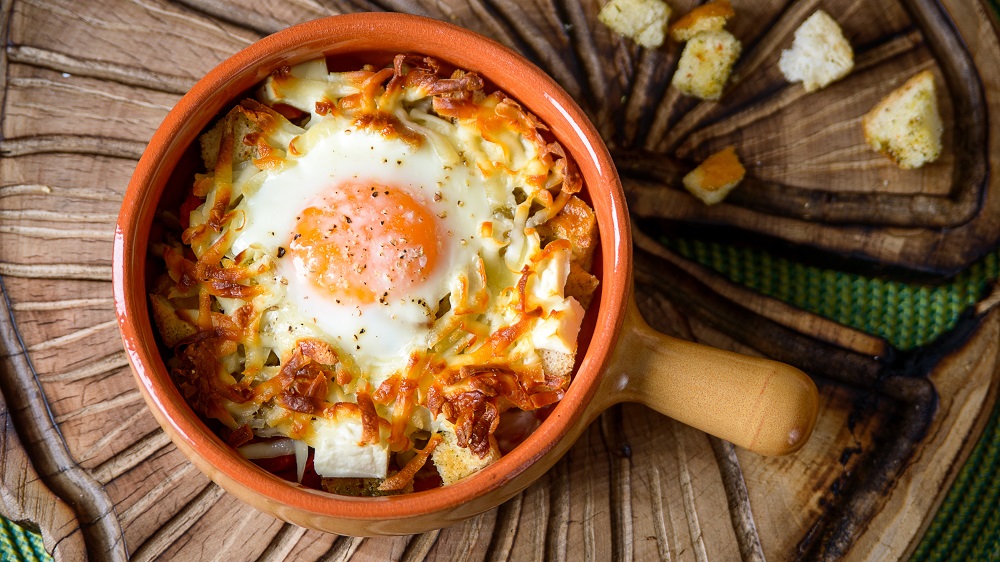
left=198, top=107, right=260, bottom=171
left=669, top=0, right=735, bottom=42
left=540, top=348, right=576, bottom=380
left=198, top=119, right=224, bottom=171
left=671, top=29, right=741, bottom=100
left=565, top=262, right=600, bottom=310
left=538, top=195, right=598, bottom=271
left=598, top=0, right=672, bottom=48
left=862, top=70, right=943, bottom=169
left=778, top=10, right=854, bottom=93
left=321, top=477, right=410, bottom=496
left=432, top=425, right=500, bottom=486
left=682, top=145, right=746, bottom=205
left=149, top=294, right=197, bottom=348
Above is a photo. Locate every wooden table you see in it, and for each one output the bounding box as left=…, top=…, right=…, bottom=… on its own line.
left=1, top=0, right=999, bottom=560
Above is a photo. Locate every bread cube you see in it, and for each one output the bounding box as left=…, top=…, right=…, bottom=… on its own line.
left=671, top=29, right=741, bottom=100
left=862, top=70, right=943, bottom=169
left=198, top=108, right=258, bottom=171
left=432, top=425, right=500, bottom=485
left=779, top=10, right=854, bottom=92
left=598, top=0, right=672, bottom=48
left=669, top=0, right=735, bottom=42
left=683, top=145, right=746, bottom=205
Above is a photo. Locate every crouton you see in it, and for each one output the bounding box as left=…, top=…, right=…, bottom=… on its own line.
left=598, top=0, right=672, bottom=48
left=198, top=119, right=225, bottom=171
left=432, top=425, right=500, bottom=486
left=564, top=262, right=600, bottom=310
left=538, top=195, right=598, bottom=271
left=778, top=10, right=854, bottom=93
left=149, top=293, right=197, bottom=348
left=539, top=348, right=576, bottom=380
left=682, top=145, right=746, bottom=205
left=862, top=70, right=943, bottom=169
left=198, top=107, right=259, bottom=171
left=671, top=30, right=742, bottom=100
left=669, top=0, right=735, bottom=42
left=321, top=477, right=410, bottom=496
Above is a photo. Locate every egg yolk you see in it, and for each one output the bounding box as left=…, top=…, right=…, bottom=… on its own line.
left=288, top=181, right=441, bottom=304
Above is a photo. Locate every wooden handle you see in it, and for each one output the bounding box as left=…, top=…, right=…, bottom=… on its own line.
left=605, top=298, right=819, bottom=456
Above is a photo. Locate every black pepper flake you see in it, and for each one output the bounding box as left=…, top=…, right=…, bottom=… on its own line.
left=372, top=191, right=379, bottom=198
left=277, top=247, right=286, bottom=258
left=344, top=215, right=352, bottom=224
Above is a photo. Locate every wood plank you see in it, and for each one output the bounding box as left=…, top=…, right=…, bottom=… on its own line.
left=0, top=0, right=997, bottom=560
left=9, top=0, right=259, bottom=89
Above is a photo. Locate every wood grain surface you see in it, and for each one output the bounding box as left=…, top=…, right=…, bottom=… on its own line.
left=0, top=0, right=998, bottom=560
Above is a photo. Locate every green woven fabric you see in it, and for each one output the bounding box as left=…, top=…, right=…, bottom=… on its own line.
left=664, top=238, right=1000, bottom=351
left=660, top=237, right=1000, bottom=561
left=913, top=399, right=1000, bottom=561
left=0, top=518, right=50, bottom=562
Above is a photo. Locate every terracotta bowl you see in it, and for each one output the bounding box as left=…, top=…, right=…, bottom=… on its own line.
left=113, top=13, right=819, bottom=536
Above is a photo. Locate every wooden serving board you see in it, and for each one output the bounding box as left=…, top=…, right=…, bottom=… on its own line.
left=0, top=0, right=998, bottom=560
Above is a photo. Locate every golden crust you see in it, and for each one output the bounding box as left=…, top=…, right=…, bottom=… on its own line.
left=149, top=293, right=197, bottom=348
left=671, top=29, right=742, bottom=101
left=432, top=426, right=500, bottom=485
left=199, top=108, right=259, bottom=171
left=669, top=0, right=735, bottom=42
left=321, top=477, right=411, bottom=496
left=682, top=145, right=746, bottom=205
left=862, top=70, right=942, bottom=169
left=565, top=262, right=600, bottom=309
left=538, top=195, right=598, bottom=271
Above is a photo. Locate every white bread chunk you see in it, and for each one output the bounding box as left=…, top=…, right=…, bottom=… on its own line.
left=199, top=108, right=258, bottom=171
left=149, top=294, right=197, bottom=348
left=862, top=70, right=943, bottom=169
left=683, top=145, right=746, bottom=205
left=431, top=421, right=500, bottom=486
left=671, top=30, right=742, bottom=100
left=598, top=0, right=672, bottom=48
left=669, top=0, right=735, bottom=42
left=539, top=348, right=576, bottom=380
left=779, top=10, right=854, bottom=92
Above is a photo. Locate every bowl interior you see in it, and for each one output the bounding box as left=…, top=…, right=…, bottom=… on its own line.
left=114, top=12, right=631, bottom=525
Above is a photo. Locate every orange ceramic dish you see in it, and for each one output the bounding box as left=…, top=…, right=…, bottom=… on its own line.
left=114, top=13, right=819, bottom=536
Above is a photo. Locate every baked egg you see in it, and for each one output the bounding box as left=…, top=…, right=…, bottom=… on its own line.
left=151, top=55, right=599, bottom=493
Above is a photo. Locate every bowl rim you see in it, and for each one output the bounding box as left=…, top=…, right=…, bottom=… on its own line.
left=113, top=11, right=632, bottom=523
